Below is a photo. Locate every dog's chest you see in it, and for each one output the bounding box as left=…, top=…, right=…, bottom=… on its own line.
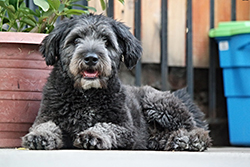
left=56, top=90, right=126, bottom=133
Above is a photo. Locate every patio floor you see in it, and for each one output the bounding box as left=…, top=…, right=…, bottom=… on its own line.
left=1, top=147, right=250, bottom=167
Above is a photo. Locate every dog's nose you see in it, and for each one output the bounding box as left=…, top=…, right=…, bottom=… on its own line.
left=84, top=53, right=99, bottom=66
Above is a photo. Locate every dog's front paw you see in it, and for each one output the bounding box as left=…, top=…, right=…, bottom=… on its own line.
left=165, top=128, right=211, bottom=151
left=164, top=129, right=190, bottom=151
left=165, top=135, right=190, bottom=151
left=73, top=130, right=112, bottom=150
left=22, top=131, right=63, bottom=150
left=188, top=128, right=211, bottom=151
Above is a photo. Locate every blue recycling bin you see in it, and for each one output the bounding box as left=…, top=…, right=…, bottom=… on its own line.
left=210, top=21, right=250, bottom=146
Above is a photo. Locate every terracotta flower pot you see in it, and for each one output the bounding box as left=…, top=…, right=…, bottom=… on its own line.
left=0, top=32, right=50, bottom=148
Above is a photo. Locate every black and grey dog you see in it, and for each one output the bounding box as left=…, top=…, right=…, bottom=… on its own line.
left=22, top=14, right=211, bottom=151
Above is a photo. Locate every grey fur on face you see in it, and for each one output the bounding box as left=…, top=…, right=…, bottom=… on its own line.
left=22, top=14, right=211, bottom=151
left=68, top=38, right=112, bottom=89
left=64, top=20, right=120, bottom=90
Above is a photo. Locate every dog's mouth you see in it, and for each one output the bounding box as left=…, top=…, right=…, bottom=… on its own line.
left=81, top=70, right=99, bottom=79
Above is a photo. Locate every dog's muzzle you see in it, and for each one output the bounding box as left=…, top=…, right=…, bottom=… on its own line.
left=81, top=70, right=99, bottom=79
left=81, top=53, right=100, bottom=79
left=84, top=53, right=99, bottom=66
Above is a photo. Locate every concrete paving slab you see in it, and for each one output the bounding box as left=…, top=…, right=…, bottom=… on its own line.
left=0, top=147, right=250, bottom=167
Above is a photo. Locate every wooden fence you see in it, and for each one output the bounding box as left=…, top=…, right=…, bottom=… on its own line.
left=90, top=0, right=250, bottom=67
left=24, top=0, right=250, bottom=117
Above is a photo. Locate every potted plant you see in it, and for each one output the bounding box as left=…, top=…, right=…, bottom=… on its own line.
left=0, top=0, right=123, bottom=148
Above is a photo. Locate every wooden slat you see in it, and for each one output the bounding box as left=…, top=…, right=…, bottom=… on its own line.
left=88, top=0, right=107, bottom=15
left=0, top=68, right=50, bottom=92
left=236, top=0, right=250, bottom=21
left=88, top=0, right=250, bottom=67
left=0, top=91, right=42, bottom=101
left=0, top=44, right=43, bottom=60
left=0, top=123, right=32, bottom=132
left=0, top=132, right=27, bottom=138
left=141, top=0, right=161, bottom=63
left=0, top=59, right=50, bottom=69
left=192, top=0, right=210, bottom=67
left=0, top=32, right=46, bottom=44
left=0, top=139, right=22, bottom=147
left=0, top=100, right=39, bottom=123
left=214, top=0, right=231, bottom=28
left=114, top=0, right=135, bottom=34
left=168, top=0, right=186, bottom=66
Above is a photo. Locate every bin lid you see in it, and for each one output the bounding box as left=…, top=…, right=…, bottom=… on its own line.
left=209, top=21, right=250, bottom=38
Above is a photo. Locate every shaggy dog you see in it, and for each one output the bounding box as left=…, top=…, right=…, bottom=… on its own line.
left=22, top=14, right=211, bottom=151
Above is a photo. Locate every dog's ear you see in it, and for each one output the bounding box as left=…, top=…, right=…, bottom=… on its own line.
left=40, top=20, right=71, bottom=66
left=111, top=21, right=142, bottom=70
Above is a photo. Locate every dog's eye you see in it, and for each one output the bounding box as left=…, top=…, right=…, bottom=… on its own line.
left=105, top=41, right=109, bottom=48
left=74, top=38, right=81, bottom=45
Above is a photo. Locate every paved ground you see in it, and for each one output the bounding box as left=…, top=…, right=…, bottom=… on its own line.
left=1, top=147, right=250, bottom=167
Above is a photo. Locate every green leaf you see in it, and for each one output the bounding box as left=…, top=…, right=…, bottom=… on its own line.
left=0, top=3, right=16, bottom=14
left=6, top=5, right=16, bottom=16
left=58, top=4, right=65, bottom=13
left=0, top=0, right=8, bottom=8
left=63, top=7, right=68, bottom=12
left=33, top=0, right=50, bottom=12
left=70, top=4, right=96, bottom=12
left=19, top=7, right=37, bottom=16
left=19, top=22, right=25, bottom=30
left=6, top=4, right=15, bottom=13
left=119, top=0, right=124, bottom=5
left=20, top=18, right=36, bottom=27
left=35, top=8, right=42, bottom=17
left=0, top=0, right=7, bottom=3
left=26, top=15, right=37, bottom=24
left=38, top=16, right=48, bottom=24
left=47, top=0, right=60, bottom=10
left=19, top=1, right=27, bottom=9
left=22, top=27, right=34, bottom=32
left=100, top=0, right=106, bottom=10
left=47, top=24, right=54, bottom=33
left=2, top=17, right=9, bottom=24
left=9, top=0, right=18, bottom=10
left=69, top=0, right=82, bottom=3
left=64, top=9, right=88, bottom=15
left=11, top=21, right=18, bottom=30
left=42, top=9, right=54, bottom=17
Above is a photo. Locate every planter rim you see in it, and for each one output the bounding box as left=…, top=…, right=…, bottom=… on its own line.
left=0, top=32, right=48, bottom=45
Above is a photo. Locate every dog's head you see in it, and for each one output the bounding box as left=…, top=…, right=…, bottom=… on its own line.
left=40, top=14, right=142, bottom=90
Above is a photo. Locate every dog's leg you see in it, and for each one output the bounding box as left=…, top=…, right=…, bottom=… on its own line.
left=73, top=122, right=134, bottom=150
left=164, top=128, right=211, bottom=151
left=140, top=86, right=211, bottom=151
left=142, top=88, right=196, bottom=131
left=21, top=121, right=63, bottom=150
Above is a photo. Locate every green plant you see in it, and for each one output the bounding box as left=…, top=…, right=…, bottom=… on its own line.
left=0, top=0, right=124, bottom=33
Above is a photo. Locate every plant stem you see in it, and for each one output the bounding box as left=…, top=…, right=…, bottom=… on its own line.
left=0, top=9, right=5, bottom=31
left=30, top=13, right=57, bottom=33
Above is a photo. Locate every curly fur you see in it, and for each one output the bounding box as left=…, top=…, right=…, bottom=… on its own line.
left=22, top=14, right=211, bottom=151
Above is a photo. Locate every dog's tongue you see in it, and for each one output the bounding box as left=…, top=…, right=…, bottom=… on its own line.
left=82, top=71, right=99, bottom=79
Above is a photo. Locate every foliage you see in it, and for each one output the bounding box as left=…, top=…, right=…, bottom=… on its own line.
left=0, top=0, right=124, bottom=33
left=99, top=0, right=124, bottom=10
